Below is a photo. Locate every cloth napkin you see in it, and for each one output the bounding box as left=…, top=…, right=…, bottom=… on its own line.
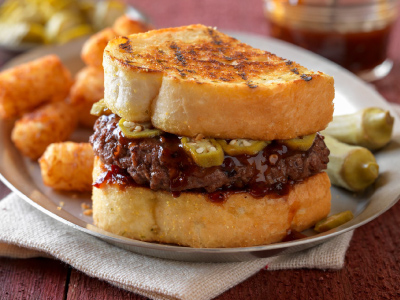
left=0, top=193, right=353, bottom=300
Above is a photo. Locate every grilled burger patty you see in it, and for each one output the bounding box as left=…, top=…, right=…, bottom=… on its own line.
left=90, top=114, right=330, bottom=193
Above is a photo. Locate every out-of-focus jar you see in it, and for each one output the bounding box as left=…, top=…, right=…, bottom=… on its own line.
left=264, top=0, right=399, bottom=81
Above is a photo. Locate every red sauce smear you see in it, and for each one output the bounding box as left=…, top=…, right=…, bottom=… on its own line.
left=282, top=230, right=307, bottom=242
left=94, top=164, right=136, bottom=189
left=93, top=129, right=320, bottom=203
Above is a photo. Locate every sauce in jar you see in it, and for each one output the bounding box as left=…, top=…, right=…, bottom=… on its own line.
left=269, top=22, right=393, bottom=73
left=264, top=0, right=399, bottom=78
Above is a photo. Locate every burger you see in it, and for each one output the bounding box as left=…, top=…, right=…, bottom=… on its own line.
left=89, top=24, right=334, bottom=248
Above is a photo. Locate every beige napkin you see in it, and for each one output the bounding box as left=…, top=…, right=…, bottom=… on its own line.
left=0, top=193, right=353, bottom=300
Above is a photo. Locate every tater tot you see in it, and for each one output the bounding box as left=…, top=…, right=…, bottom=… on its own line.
left=39, top=142, right=94, bottom=192
left=81, top=18, right=151, bottom=69
left=69, top=66, right=104, bottom=128
left=0, top=55, right=73, bottom=119
left=11, top=102, right=78, bottom=160
left=81, top=28, right=117, bottom=68
left=112, top=15, right=153, bottom=36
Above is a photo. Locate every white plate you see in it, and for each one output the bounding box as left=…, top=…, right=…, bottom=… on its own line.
left=1, top=32, right=399, bottom=262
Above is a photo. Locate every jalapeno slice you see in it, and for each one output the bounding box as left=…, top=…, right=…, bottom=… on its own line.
left=118, top=118, right=162, bottom=139
left=181, top=137, right=224, bottom=168
left=314, top=210, right=354, bottom=233
left=280, top=133, right=317, bottom=151
left=217, top=139, right=269, bottom=156
left=90, top=99, right=113, bottom=116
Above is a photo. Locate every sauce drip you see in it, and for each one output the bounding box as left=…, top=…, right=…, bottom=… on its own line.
left=282, top=230, right=307, bottom=242
left=94, top=164, right=135, bottom=189
left=93, top=116, right=325, bottom=202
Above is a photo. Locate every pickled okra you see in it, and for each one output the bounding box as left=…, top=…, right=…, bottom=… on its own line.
left=280, top=133, right=316, bottom=151
left=322, top=107, right=394, bottom=150
left=217, top=139, right=269, bottom=156
left=314, top=211, right=354, bottom=233
left=90, top=99, right=113, bottom=116
left=118, top=118, right=162, bottom=138
left=324, top=135, right=379, bottom=192
left=181, top=137, right=224, bottom=168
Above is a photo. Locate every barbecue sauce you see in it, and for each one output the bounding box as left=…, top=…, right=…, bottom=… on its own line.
left=282, top=230, right=307, bottom=242
left=92, top=115, right=327, bottom=202
left=94, top=164, right=136, bottom=189
left=94, top=133, right=310, bottom=202
left=269, top=22, right=393, bottom=74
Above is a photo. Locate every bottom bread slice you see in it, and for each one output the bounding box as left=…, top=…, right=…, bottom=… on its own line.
left=92, top=158, right=331, bottom=248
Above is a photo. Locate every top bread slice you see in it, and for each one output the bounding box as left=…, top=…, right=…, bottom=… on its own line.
left=103, top=24, right=334, bottom=140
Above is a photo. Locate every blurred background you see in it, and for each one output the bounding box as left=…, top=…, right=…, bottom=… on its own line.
left=0, top=0, right=399, bottom=81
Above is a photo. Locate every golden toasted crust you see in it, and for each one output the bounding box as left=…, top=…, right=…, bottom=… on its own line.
left=103, top=24, right=334, bottom=140
left=92, top=158, right=331, bottom=248
left=112, top=15, right=152, bottom=36
left=69, top=66, right=104, bottom=128
left=11, top=102, right=77, bottom=160
left=0, top=55, right=73, bottom=119
left=39, top=142, right=94, bottom=192
left=81, top=19, right=151, bottom=69
left=82, top=28, right=118, bottom=68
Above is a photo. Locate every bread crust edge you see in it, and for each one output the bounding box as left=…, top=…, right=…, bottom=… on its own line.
left=92, top=158, right=331, bottom=248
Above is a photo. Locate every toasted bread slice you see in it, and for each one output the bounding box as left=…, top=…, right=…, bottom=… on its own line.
left=93, top=158, right=331, bottom=248
left=103, top=24, right=334, bottom=140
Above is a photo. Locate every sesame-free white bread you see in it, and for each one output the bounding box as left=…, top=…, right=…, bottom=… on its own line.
left=103, top=24, right=334, bottom=140
left=92, top=158, right=331, bottom=248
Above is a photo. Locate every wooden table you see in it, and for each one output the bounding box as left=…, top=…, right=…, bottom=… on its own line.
left=1, top=0, right=400, bottom=299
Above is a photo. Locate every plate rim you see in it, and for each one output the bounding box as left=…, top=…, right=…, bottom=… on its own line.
left=1, top=30, right=399, bottom=258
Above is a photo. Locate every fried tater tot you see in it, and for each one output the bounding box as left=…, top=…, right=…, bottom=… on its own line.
left=112, top=15, right=153, bottom=36
left=39, top=142, right=94, bottom=192
left=11, top=102, right=78, bottom=160
left=81, top=17, right=151, bottom=68
left=81, top=28, right=117, bottom=68
left=69, top=66, right=104, bottom=128
left=0, top=55, right=73, bottom=119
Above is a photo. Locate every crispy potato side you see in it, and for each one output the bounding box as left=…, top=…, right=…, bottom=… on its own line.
left=39, top=142, right=94, bottom=192
left=81, top=28, right=117, bottom=68
left=11, top=102, right=78, bottom=160
left=112, top=15, right=153, bottom=36
left=69, top=66, right=104, bottom=128
left=0, top=55, right=73, bottom=119
left=81, top=17, right=151, bottom=68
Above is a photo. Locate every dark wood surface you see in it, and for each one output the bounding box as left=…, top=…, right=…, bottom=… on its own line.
left=1, top=0, right=400, bottom=299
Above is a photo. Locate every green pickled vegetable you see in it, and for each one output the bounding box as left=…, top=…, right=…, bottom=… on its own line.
left=280, top=133, right=316, bottom=151
left=314, top=210, right=354, bottom=233
left=181, top=137, right=224, bottom=168
left=217, top=139, right=269, bottom=156
left=118, top=118, right=162, bottom=139
left=322, top=107, right=394, bottom=150
left=324, top=135, right=379, bottom=192
left=90, top=99, right=113, bottom=116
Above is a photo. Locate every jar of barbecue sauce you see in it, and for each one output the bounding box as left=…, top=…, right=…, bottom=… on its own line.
left=264, top=0, right=399, bottom=81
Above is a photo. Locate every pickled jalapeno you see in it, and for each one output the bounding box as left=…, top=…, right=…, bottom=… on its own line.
left=314, top=211, right=354, bottom=233
left=90, top=99, right=113, bottom=116
left=118, top=118, right=162, bottom=139
left=322, top=107, right=394, bottom=150
left=181, top=137, right=224, bottom=168
left=280, top=133, right=316, bottom=151
left=217, top=139, right=269, bottom=156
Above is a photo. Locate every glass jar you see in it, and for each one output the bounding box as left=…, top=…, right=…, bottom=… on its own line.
left=264, top=0, right=399, bottom=81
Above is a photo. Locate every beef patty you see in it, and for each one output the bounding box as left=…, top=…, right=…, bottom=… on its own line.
left=90, top=114, right=330, bottom=193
